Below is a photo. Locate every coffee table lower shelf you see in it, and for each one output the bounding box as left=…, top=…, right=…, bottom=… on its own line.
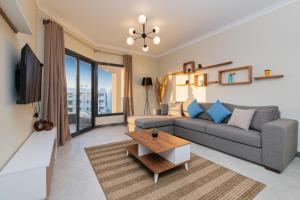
left=126, top=144, right=188, bottom=183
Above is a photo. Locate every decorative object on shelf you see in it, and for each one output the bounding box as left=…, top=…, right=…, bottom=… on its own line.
left=183, top=61, right=195, bottom=73
left=227, top=72, right=236, bottom=84
left=154, top=75, right=168, bottom=107
left=254, top=74, right=284, bottom=80
left=194, top=73, right=207, bottom=87
left=142, top=77, right=153, bottom=115
left=198, top=64, right=203, bottom=69
left=219, top=66, right=253, bottom=86
left=264, top=69, right=271, bottom=76
left=126, top=14, right=160, bottom=52
left=185, top=80, right=190, bottom=85
left=33, top=120, right=54, bottom=131
left=152, top=128, right=159, bottom=137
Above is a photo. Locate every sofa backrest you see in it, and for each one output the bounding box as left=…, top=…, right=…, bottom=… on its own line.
left=197, top=102, right=279, bottom=131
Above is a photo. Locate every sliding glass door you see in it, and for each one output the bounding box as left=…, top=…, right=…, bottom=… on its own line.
left=65, top=52, right=94, bottom=136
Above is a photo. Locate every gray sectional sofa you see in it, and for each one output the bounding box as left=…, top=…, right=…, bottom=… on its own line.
left=127, top=102, right=298, bottom=173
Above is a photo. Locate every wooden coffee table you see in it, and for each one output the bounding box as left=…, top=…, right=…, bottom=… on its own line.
left=126, top=130, right=191, bottom=183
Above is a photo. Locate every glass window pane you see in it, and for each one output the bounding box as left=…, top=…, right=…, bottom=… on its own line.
left=79, top=61, right=92, bottom=130
left=98, top=65, right=124, bottom=115
left=65, top=55, right=77, bottom=134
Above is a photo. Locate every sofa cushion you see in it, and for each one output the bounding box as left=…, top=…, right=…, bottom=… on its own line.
left=187, top=100, right=204, bottom=118
left=127, top=115, right=177, bottom=129
left=161, top=104, right=169, bottom=115
left=224, top=103, right=279, bottom=131
left=206, top=100, right=232, bottom=124
left=174, top=118, right=213, bottom=133
left=169, top=102, right=183, bottom=116
left=250, top=109, right=277, bottom=131
left=227, top=108, right=255, bottom=130
left=197, top=103, right=214, bottom=121
left=206, top=124, right=261, bottom=147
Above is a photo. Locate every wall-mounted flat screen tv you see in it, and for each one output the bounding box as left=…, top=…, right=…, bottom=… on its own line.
left=15, top=44, right=42, bottom=104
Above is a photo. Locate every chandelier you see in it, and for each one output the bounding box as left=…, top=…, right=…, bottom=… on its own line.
left=126, top=14, right=160, bottom=52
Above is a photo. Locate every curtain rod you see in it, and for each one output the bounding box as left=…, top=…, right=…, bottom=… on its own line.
left=43, top=19, right=50, bottom=25
left=42, top=18, right=124, bottom=57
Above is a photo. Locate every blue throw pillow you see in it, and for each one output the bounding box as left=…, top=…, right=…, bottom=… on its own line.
left=187, top=100, right=204, bottom=118
left=206, top=100, right=231, bottom=123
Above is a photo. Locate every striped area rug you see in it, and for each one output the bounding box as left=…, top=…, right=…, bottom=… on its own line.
left=85, top=140, right=265, bottom=200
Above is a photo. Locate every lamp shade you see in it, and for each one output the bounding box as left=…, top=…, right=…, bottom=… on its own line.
left=142, top=77, right=153, bottom=86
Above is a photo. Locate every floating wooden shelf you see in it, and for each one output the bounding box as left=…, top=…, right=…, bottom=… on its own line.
left=168, top=71, right=194, bottom=76
left=198, top=61, right=233, bottom=70
left=194, top=73, right=207, bottom=87
left=218, top=66, right=253, bottom=86
left=168, top=61, right=233, bottom=76
left=207, top=81, right=218, bottom=85
left=254, top=75, right=284, bottom=80
left=0, top=1, right=32, bottom=34
left=176, top=83, right=194, bottom=86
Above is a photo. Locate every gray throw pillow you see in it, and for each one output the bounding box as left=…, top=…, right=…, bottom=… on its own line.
left=168, top=102, right=183, bottom=116
left=161, top=104, right=169, bottom=115
left=250, top=109, right=276, bottom=131
left=228, top=108, right=255, bottom=131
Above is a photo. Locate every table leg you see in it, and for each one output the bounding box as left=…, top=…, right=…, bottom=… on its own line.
left=185, top=162, right=188, bottom=171
left=154, top=173, right=159, bottom=183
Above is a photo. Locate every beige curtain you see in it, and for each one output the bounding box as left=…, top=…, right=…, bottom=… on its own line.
left=42, top=21, right=70, bottom=145
left=123, top=55, right=134, bottom=123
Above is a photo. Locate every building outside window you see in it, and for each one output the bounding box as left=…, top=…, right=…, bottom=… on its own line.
left=97, top=65, right=124, bottom=115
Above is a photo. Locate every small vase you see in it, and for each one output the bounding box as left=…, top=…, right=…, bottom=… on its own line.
left=152, top=129, right=159, bottom=137
left=264, top=69, right=271, bottom=76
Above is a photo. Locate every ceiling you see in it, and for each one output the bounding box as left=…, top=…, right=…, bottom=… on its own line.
left=37, top=0, right=288, bottom=57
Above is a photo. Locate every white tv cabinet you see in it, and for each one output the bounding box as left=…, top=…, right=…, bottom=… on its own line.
left=0, top=128, right=57, bottom=200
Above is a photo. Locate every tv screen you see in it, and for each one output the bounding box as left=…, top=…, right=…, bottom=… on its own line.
left=15, top=44, right=42, bottom=104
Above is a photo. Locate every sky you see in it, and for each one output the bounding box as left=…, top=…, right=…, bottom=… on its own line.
left=65, top=55, right=112, bottom=91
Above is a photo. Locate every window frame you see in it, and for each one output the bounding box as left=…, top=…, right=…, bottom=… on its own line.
left=65, top=48, right=124, bottom=134
left=65, top=49, right=96, bottom=136
left=95, top=62, right=124, bottom=117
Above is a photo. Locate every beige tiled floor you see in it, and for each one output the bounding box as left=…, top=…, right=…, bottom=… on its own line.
left=49, top=125, right=300, bottom=200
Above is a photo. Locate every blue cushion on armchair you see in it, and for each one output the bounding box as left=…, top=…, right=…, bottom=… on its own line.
left=206, top=100, right=231, bottom=123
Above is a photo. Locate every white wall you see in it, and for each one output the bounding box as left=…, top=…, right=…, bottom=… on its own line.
left=132, top=54, right=159, bottom=115
left=158, top=2, right=300, bottom=151
left=0, top=0, right=42, bottom=169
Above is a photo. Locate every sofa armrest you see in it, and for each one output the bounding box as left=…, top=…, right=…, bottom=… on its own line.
left=262, top=118, right=298, bottom=172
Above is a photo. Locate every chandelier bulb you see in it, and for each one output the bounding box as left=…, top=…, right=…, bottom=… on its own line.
left=153, top=36, right=160, bottom=45
left=142, top=45, right=149, bottom=52
left=138, top=14, right=147, bottom=24
left=126, top=37, right=134, bottom=45
left=153, top=26, right=160, bottom=34
left=129, top=28, right=135, bottom=36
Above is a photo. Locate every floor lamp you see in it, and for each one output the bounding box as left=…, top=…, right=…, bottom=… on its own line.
left=142, top=77, right=152, bottom=115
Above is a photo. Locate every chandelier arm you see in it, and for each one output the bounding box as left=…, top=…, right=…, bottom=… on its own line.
left=134, top=36, right=142, bottom=40
left=146, top=31, right=153, bottom=35
left=135, top=32, right=142, bottom=36
left=146, top=36, right=153, bottom=39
